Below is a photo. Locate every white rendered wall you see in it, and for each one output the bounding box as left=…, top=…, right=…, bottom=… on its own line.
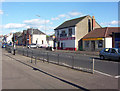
left=32, top=34, right=47, bottom=45
left=105, top=37, right=112, bottom=48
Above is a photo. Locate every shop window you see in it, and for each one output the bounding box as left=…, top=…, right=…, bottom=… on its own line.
left=98, top=40, right=103, bottom=48
left=68, top=28, right=72, bottom=36
left=85, top=41, right=89, bottom=48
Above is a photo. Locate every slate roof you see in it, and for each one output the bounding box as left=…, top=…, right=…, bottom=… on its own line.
left=27, top=28, right=46, bottom=35
left=83, top=27, right=120, bottom=39
left=54, top=15, right=88, bottom=30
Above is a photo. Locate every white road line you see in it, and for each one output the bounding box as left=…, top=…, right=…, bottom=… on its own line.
left=115, top=76, right=120, bottom=78
left=95, top=70, right=120, bottom=79
left=94, top=70, right=114, bottom=78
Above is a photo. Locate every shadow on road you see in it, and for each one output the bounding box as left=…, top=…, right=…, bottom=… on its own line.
left=4, top=54, right=89, bottom=91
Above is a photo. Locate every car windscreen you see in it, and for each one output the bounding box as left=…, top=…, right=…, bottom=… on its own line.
left=118, top=48, right=120, bottom=53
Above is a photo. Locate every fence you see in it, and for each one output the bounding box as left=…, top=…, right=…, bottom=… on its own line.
left=6, top=46, right=95, bottom=74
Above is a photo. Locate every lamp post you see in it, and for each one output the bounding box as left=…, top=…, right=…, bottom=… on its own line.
left=36, top=15, right=46, bottom=34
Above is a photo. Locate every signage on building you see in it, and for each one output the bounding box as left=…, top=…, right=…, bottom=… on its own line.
left=58, top=37, right=75, bottom=41
left=83, top=38, right=103, bottom=41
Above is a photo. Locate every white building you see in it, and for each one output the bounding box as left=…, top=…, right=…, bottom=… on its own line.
left=54, top=15, right=101, bottom=51
left=23, top=28, right=47, bottom=47
left=6, top=33, right=13, bottom=44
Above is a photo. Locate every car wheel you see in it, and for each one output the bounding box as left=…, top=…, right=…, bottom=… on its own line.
left=100, top=55, right=104, bottom=60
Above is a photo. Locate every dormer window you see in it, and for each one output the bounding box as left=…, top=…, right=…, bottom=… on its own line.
left=68, top=28, right=72, bottom=36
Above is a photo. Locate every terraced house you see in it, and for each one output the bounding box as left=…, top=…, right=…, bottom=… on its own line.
left=22, top=28, right=46, bottom=46
left=54, top=15, right=101, bottom=51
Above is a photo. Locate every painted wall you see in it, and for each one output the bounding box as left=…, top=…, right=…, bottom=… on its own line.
left=6, top=34, right=13, bottom=44
left=32, top=34, right=47, bottom=45
left=105, top=37, right=112, bottom=48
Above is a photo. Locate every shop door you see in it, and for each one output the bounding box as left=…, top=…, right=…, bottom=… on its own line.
left=91, top=41, right=95, bottom=51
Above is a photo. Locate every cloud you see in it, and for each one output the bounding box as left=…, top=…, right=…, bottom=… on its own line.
left=10, top=30, right=17, bottom=33
left=24, top=19, right=50, bottom=25
left=68, top=11, right=82, bottom=16
left=51, top=11, right=83, bottom=21
left=4, top=23, right=26, bottom=29
left=101, top=20, right=120, bottom=26
left=0, top=10, right=3, bottom=15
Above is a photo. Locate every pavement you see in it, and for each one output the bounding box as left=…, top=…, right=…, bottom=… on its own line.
left=2, top=48, right=119, bottom=90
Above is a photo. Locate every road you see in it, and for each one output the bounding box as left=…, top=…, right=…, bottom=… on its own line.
left=2, top=48, right=119, bottom=89
left=16, top=47, right=119, bottom=76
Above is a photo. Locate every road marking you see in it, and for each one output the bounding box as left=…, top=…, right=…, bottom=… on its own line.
left=115, top=76, right=120, bottom=78
left=94, top=70, right=120, bottom=79
left=94, top=70, right=114, bottom=78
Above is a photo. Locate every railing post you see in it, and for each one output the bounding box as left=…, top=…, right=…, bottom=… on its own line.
left=58, top=54, right=59, bottom=64
left=72, top=56, right=74, bottom=68
left=47, top=52, right=49, bottom=63
left=23, top=48, right=24, bottom=56
left=31, top=50, right=33, bottom=63
left=27, top=49, right=28, bottom=57
left=92, top=58, right=95, bottom=74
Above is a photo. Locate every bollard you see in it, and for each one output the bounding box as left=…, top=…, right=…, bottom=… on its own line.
left=92, top=58, right=95, bottom=74
left=35, top=57, right=37, bottom=64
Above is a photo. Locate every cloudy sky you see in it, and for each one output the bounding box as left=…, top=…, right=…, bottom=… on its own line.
left=0, top=1, right=119, bottom=35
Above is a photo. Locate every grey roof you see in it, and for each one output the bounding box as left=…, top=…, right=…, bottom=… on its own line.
left=27, top=28, right=46, bottom=35
left=54, top=15, right=87, bottom=30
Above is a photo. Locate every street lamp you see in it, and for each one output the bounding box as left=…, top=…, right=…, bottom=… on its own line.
left=36, top=15, right=46, bottom=34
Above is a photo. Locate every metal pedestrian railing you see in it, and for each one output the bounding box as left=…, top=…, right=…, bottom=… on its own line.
left=5, top=46, right=95, bottom=74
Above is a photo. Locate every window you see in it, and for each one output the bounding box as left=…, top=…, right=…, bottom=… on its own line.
left=104, top=48, right=110, bottom=53
left=88, top=19, right=91, bottom=32
left=85, top=41, right=89, bottom=48
left=111, top=49, right=117, bottom=53
left=42, top=40, right=44, bottom=44
left=57, top=31, right=59, bottom=37
left=98, top=40, right=103, bottom=48
left=60, top=30, right=67, bottom=37
left=68, top=28, right=72, bottom=36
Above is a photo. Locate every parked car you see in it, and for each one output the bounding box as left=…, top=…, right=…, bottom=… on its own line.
left=27, top=44, right=38, bottom=49
left=99, top=48, right=120, bottom=61
left=2, top=43, right=7, bottom=48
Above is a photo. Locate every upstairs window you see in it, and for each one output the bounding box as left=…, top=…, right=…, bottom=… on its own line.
left=60, top=30, right=67, bottom=37
left=68, top=28, right=72, bottom=36
left=88, top=19, right=91, bottom=32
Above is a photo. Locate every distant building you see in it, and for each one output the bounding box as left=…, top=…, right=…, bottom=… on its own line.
left=6, top=33, right=13, bottom=44
left=22, top=28, right=47, bottom=46
left=82, top=27, right=120, bottom=51
left=54, top=15, right=101, bottom=51
left=46, top=35, right=55, bottom=47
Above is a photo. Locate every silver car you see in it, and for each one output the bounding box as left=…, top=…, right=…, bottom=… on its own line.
left=27, top=44, right=38, bottom=49
left=99, top=48, right=120, bottom=61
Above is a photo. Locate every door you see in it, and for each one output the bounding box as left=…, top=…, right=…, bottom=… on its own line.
left=91, top=41, right=95, bottom=51
left=61, top=43, right=63, bottom=49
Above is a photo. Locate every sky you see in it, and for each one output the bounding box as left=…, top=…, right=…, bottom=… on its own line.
left=0, top=1, right=119, bottom=35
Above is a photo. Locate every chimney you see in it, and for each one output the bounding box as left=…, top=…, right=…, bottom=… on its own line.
left=92, top=16, right=95, bottom=30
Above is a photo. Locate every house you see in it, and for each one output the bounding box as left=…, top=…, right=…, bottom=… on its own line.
left=54, top=15, right=101, bottom=51
left=22, top=28, right=47, bottom=46
left=82, top=27, right=120, bottom=51
left=6, top=33, right=13, bottom=44
left=46, top=35, right=55, bottom=47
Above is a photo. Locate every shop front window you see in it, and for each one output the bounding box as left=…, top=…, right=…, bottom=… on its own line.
left=85, top=41, right=89, bottom=48
left=98, top=40, right=103, bottom=48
